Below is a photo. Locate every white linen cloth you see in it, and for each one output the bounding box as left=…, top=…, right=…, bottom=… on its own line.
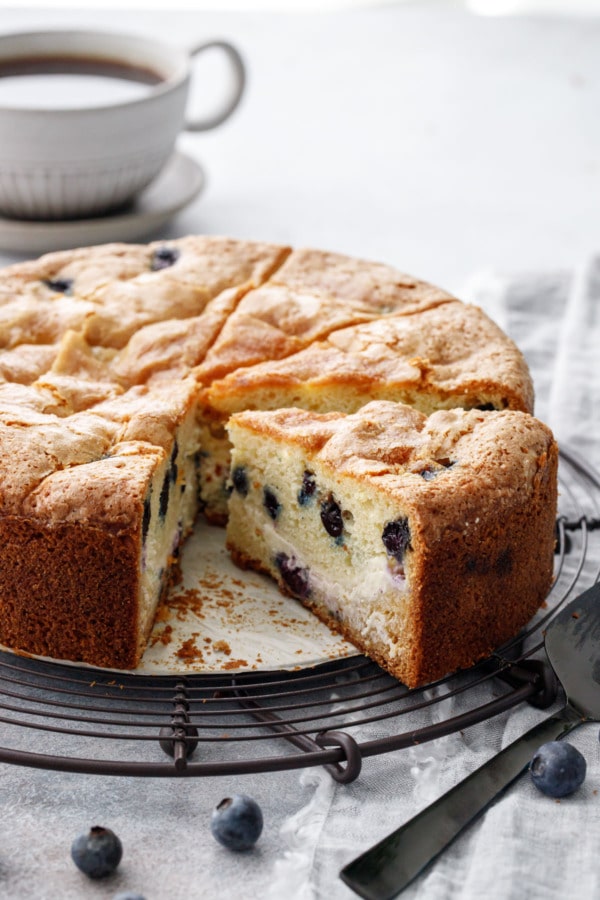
left=0, top=4, right=598, bottom=899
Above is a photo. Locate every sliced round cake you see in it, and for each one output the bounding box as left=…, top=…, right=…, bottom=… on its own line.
left=0, top=235, right=556, bottom=684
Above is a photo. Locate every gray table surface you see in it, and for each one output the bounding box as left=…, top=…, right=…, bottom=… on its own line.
left=0, top=3, right=599, bottom=899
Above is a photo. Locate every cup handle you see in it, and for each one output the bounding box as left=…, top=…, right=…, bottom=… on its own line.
left=184, top=40, right=246, bottom=132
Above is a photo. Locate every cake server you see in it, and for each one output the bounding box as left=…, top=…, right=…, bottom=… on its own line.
left=340, top=579, right=600, bottom=900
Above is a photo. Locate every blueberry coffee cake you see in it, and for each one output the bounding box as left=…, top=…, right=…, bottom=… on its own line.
left=0, top=235, right=557, bottom=681
left=226, top=403, right=558, bottom=687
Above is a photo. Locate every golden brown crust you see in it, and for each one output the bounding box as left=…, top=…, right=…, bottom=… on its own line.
left=112, top=291, right=240, bottom=387
left=0, top=236, right=290, bottom=354
left=83, top=236, right=291, bottom=349
left=205, top=302, right=534, bottom=415
left=0, top=375, right=195, bottom=518
left=196, top=248, right=456, bottom=382
left=0, top=344, right=59, bottom=384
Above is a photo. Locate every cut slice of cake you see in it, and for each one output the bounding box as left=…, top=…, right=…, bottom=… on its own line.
left=0, top=376, right=201, bottom=669
left=201, top=301, right=534, bottom=522
left=206, top=301, right=534, bottom=416
left=226, top=402, right=558, bottom=688
left=82, top=235, right=290, bottom=349
left=0, top=235, right=290, bottom=361
left=196, top=247, right=456, bottom=383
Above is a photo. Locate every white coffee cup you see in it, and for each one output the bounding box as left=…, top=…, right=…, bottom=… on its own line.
left=0, top=29, right=246, bottom=220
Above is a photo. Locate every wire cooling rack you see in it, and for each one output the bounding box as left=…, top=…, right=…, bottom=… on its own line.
left=0, top=448, right=598, bottom=783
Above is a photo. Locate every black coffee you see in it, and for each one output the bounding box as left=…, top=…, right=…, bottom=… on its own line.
left=0, top=55, right=165, bottom=108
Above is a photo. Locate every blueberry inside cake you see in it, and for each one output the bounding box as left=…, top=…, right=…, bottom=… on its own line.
left=0, top=235, right=558, bottom=681
left=198, top=300, right=534, bottom=523
left=226, top=402, right=558, bottom=687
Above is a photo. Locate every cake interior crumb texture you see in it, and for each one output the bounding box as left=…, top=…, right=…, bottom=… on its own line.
left=0, top=236, right=557, bottom=684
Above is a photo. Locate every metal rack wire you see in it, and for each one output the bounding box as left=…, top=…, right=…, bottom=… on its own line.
left=0, top=447, right=598, bottom=782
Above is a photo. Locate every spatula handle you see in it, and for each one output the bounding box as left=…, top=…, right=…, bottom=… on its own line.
left=340, top=706, right=582, bottom=900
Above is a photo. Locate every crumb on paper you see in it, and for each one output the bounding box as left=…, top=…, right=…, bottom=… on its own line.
left=167, top=562, right=183, bottom=589
left=197, top=570, right=225, bottom=591
left=213, top=640, right=232, bottom=655
left=222, top=659, right=248, bottom=670
left=154, top=604, right=171, bottom=623
left=150, top=624, right=173, bottom=647
left=176, top=634, right=204, bottom=663
left=162, top=587, right=207, bottom=621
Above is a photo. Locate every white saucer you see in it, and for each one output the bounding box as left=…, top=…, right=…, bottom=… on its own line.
left=0, top=150, right=205, bottom=255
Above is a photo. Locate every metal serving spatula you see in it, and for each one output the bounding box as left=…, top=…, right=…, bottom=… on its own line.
left=340, top=580, right=600, bottom=900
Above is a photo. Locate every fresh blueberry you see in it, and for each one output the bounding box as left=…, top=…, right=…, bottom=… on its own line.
left=320, top=494, right=344, bottom=538
left=158, top=470, right=170, bottom=521
left=275, top=553, right=311, bottom=599
left=297, top=470, right=317, bottom=506
left=231, top=465, right=249, bottom=497
left=151, top=245, right=180, bottom=271
left=530, top=741, right=587, bottom=798
left=142, top=492, right=152, bottom=541
left=263, top=486, right=281, bottom=520
left=382, top=517, right=411, bottom=563
left=155, top=442, right=180, bottom=522
left=419, top=459, right=455, bottom=479
left=434, top=457, right=455, bottom=469
left=43, top=277, right=74, bottom=295
left=169, top=440, right=179, bottom=482
left=211, top=794, right=263, bottom=851
left=71, top=826, right=123, bottom=879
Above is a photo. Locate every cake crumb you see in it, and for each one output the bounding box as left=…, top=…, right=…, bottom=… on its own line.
left=176, top=635, right=204, bottom=663
left=150, top=624, right=173, bottom=647
left=222, top=659, right=248, bottom=670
